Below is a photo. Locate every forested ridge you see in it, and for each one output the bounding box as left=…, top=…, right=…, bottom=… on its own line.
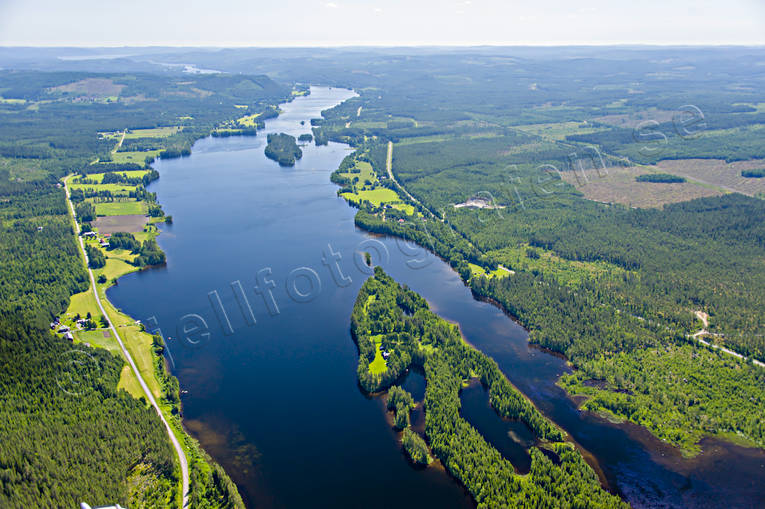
left=351, top=268, right=627, bottom=508
left=0, top=70, right=289, bottom=507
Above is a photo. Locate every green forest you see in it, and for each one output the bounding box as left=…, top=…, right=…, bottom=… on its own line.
left=635, top=173, right=686, bottom=183
left=308, top=52, right=765, bottom=457
left=2, top=45, right=765, bottom=507
left=351, top=268, right=626, bottom=508
left=0, top=69, right=290, bottom=507
left=264, top=132, right=302, bottom=166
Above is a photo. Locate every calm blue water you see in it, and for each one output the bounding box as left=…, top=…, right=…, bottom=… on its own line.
left=109, top=87, right=765, bottom=509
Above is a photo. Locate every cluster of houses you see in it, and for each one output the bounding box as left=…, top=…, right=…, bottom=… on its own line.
left=83, top=230, right=110, bottom=248
left=50, top=319, right=73, bottom=341
left=51, top=316, right=93, bottom=341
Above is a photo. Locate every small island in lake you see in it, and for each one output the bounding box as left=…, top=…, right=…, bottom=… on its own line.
left=265, top=132, right=302, bottom=166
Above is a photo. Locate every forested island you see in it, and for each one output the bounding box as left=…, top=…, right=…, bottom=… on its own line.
left=264, top=132, right=302, bottom=166
left=351, top=268, right=626, bottom=508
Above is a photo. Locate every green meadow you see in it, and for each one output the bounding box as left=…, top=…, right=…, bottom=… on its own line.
left=94, top=200, right=147, bottom=216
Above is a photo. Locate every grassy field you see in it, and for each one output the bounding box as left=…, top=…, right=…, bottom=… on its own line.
left=98, top=257, right=137, bottom=282
left=347, top=187, right=399, bottom=205
left=368, top=335, right=388, bottom=374
left=341, top=188, right=416, bottom=214
left=97, top=286, right=163, bottom=400
left=338, top=157, right=417, bottom=215
left=337, top=160, right=375, bottom=183
left=106, top=247, right=136, bottom=262
left=94, top=200, right=147, bottom=216
left=73, top=329, right=121, bottom=353
left=237, top=113, right=260, bottom=127
left=0, top=97, right=26, bottom=104
left=467, top=263, right=513, bottom=281
left=111, top=149, right=161, bottom=165
left=124, top=126, right=182, bottom=139
left=65, top=288, right=100, bottom=322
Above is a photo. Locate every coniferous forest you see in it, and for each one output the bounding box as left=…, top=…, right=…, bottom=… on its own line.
left=1, top=43, right=765, bottom=508
left=351, top=268, right=627, bottom=508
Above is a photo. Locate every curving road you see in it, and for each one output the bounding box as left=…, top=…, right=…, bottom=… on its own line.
left=64, top=177, right=190, bottom=507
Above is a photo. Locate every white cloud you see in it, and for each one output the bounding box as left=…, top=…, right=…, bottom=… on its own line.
left=325, top=2, right=338, bottom=8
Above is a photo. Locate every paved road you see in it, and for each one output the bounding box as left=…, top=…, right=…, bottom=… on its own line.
left=64, top=177, right=190, bottom=507
left=386, top=140, right=419, bottom=206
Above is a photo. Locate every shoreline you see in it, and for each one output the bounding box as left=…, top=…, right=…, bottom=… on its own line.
left=84, top=86, right=350, bottom=506
left=57, top=94, right=296, bottom=506
left=334, top=140, right=765, bottom=496
left=63, top=175, right=190, bottom=506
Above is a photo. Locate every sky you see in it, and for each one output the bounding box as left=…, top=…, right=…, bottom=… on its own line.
left=1, top=0, right=764, bottom=47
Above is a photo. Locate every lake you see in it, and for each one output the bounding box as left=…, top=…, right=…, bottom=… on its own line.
left=109, top=86, right=765, bottom=508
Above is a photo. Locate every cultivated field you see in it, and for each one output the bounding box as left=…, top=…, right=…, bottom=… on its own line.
left=94, top=201, right=147, bottom=216
left=93, top=213, right=148, bottom=233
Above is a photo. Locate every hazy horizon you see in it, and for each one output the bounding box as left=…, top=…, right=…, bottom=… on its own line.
left=1, top=0, right=763, bottom=47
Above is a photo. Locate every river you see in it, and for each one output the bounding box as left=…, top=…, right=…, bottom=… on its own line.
left=109, top=86, right=765, bottom=508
